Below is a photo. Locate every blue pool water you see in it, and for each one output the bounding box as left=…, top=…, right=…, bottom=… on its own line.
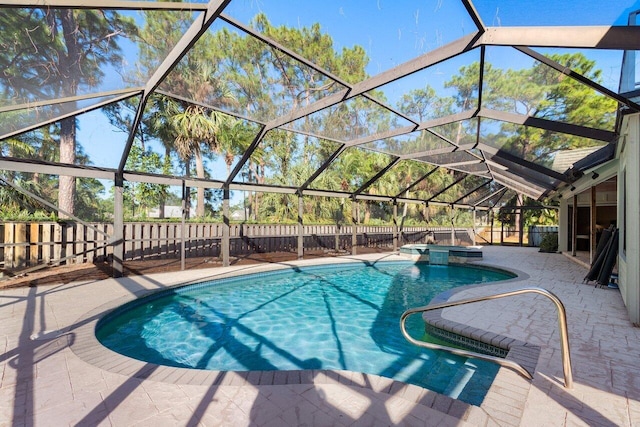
left=97, top=262, right=514, bottom=405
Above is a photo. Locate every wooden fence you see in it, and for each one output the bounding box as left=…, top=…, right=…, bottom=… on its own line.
left=0, top=221, right=474, bottom=271
left=1, top=222, right=113, bottom=269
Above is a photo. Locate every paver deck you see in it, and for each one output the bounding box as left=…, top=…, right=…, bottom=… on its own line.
left=1, top=246, right=638, bottom=426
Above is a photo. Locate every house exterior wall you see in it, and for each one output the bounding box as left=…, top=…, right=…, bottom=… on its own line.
left=618, top=113, right=640, bottom=325
left=556, top=112, right=640, bottom=323
left=558, top=197, right=569, bottom=253
left=558, top=162, right=618, bottom=255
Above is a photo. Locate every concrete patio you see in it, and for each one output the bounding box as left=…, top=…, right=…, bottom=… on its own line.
left=1, top=246, right=638, bottom=426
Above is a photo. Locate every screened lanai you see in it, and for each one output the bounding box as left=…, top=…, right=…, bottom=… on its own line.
left=2, top=0, right=640, bottom=277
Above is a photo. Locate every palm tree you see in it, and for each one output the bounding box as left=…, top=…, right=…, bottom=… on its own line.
left=0, top=136, right=36, bottom=158
left=171, top=105, right=222, bottom=217
left=216, top=115, right=257, bottom=177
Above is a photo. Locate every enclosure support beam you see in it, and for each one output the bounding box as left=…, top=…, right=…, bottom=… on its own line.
left=0, top=1, right=209, bottom=11
left=450, top=206, right=456, bottom=245
left=480, top=25, right=640, bottom=50
left=490, top=209, right=495, bottom=245
left=222, top=188, right=230, bottom=267
left=479, top=108, right=618, bottom=142
left=572, top=194, right=578, bottom=257
left=0, top=91, right=141, bottom=142
left=181, top=181, right=187, bottom=271
left=351, top=198, right=357, bottom=255
left=113, top=173, right=124, bottom=278
left=298, top=194, right=304, bottom=260
left=590, top=186, right=597, bottom=263
left=481, top=143, right=568, bottom=184
left=393, top=202, right=399, bottom=252
left=454, top=181, right=492, bottom=205
left=472, top=210, right=477, bottom=246
left=519, top=205, right=525, bottom=247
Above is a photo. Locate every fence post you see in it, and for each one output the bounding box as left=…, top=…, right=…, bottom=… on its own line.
left=53, top=223, right=61, bottom=265
left=160, top=223, right=167, bottom=258
left=351, top=197, right=357, bottom=255
left=472, top=210, right=476, bottom=246
left=76, top=223, right=85, bottom=263
left=16, top=223, right=27, bottom=268
left=297, top=194, right=304, bottom=259
left=42, top=223, right=52, bottom=264
left=65, top=223, right=74, bottom=264
left=222, top=187, right=230, bottom=267
left=113, top=173, right=125, bottom=277
left=518, top=206, right=524, bottom=247
left=29, top=223, right=39, bottom=266
left=393, top=202, right=398, bottom=251
left=490, top=210, right=494, bottom=245
left=4, top=223, right=15, bottom=269
left=180, top=181, right=186, bottom=271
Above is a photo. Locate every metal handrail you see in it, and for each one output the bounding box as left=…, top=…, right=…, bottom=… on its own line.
left=400, top=286, right=573, bottom=388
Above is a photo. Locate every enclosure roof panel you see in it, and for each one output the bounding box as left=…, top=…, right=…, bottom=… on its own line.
left=2, top=0, right=639, bottom=207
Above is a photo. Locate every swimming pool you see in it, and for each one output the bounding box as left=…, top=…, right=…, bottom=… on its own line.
left=96, top=261, right=515, bottom=405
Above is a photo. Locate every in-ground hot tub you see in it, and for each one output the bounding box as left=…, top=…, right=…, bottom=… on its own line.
left=399, top=244, right=483, bottom=264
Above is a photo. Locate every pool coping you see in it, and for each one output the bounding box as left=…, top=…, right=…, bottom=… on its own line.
left=399, top=244, right=484, bottom=264
left=67, top=257, right=537, bottom=425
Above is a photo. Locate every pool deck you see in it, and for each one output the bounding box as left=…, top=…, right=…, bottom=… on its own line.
left=1, top=246, right=639, bottom=426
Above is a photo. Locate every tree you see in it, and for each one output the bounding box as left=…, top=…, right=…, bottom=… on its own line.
left=121, top=142, right=166, bottom=217
left=444, top=53, right=618, bottom=165
left=397, top=86, right=454, bottom=123
left=172, top=105, right=218, bottom=217
left=0, top=8, right=135, bottom=217
left=204, top=14, right=373, bottom=223
left=1, top=122, right=109, bottom=221
left=0, top=136, right=36, bottom=160
left=217, top=115, right=257, bottom=176
left=130, top=9, right=244, bottom=217
left=103, top=94, right=177, bottom=218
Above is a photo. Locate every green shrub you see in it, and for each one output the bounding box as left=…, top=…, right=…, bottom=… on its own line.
left=539, top=232, right=558, bottom=253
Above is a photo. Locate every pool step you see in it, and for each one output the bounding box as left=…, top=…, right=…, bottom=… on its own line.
left=443, top=365, right=475, bottom=399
